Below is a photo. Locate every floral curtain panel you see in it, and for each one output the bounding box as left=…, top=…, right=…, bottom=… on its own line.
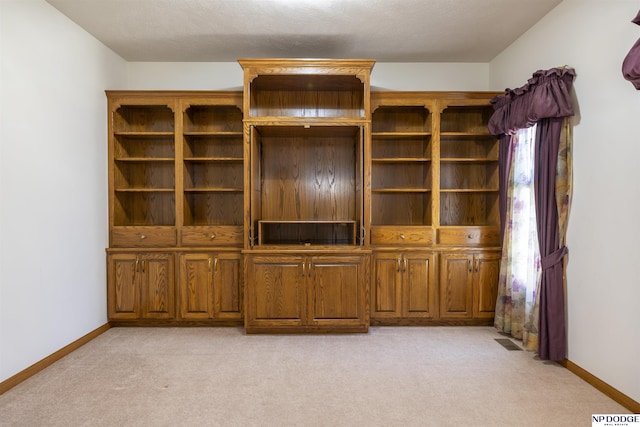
left=494, top=125, right=541, bottom=351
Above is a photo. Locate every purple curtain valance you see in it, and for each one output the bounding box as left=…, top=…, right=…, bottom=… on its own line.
left=622, top=10, right=640, bottom=90
left=488, top=67, right=576, bottom=136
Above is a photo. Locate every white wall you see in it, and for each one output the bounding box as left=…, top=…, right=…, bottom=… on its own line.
left=372, top=63, right=489, bottom=91
left=0, top=0, right=126, bottom=382
left=126, top=62, right=244, bottom=90
left=126, top=61, right=490, bottom=91
left=490, top=0, right=640, bottom=402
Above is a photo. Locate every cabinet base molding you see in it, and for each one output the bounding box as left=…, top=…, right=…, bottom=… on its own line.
left=0, top=323, right=111, bottom=395
left=245, top=326, right=369, bottom=334
left=371, top=318, right=494, bottom=327
left=559, top=359, right=640, bottom=413
left=109, top=320, right=243, bottom=327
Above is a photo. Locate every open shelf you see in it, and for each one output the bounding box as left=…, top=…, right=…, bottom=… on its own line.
left=114, top=160, right=175, bottom=190
left=371, top=105, right=433, bottom=228
left=248, top=74, right=365, bottom=119
left=183, top=160, right=243, bottom=190
left=372, top=162, right=432, bottom=190
left=440, top=161, right=498, bottom=190
left=441, top=105, right=493, bottom=133
left=440, top=192, right=499, bottom=226
left=438, top=105, right=498, bottom=228
left=253, top=126, right=361, bottom=214
left=114, top=105, right=174, bottom=133
left=184, top=105, right=242, bottom=133
left=440, top=134, right=498, bottom=160
left=249, top=124, right=363, bottom=247
left=372, top=106, right=432, bottom=133
left=114, top=134, right=175, bottom=161
left=184, top=134, right=243, bottom=158
left=371, top=137, right=431, bottom=161
left=110, top=104, right=176, bottom=230
left=258, top=220, right=357, bottom=245
left=183, top=192, right=243, bottom=226
left=182, top=104, right=244, bottom=229
left=372, top=192, right=432, bottom=226
left=114, top=192, right=176, bottom=226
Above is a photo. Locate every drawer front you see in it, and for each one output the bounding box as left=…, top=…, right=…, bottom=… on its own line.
left=181, top=226, right=243, bottom=246
left=438, top=227, right=500, bottom=246
left=111, top=227, right=177, bottom=247
left=370, top=226, right=433, bottom=246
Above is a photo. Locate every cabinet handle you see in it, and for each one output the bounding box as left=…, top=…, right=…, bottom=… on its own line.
left=302, top=262, right=305, bottom=277
left=468, top=259, right=472, bottom=273
left=132, top=258, right=139, bottom=284
left=209, top=233, right=216, bottom=240
left=141, top=260, right=145, bottom=273
left=397, top=257, right=402, bottom=272
left=208, top=258, right=212, bottom=272
left=475, top=259, right=479, bottom=273
left=403, top=257, right=407, bottom=272
left=135, top=258, right=139, bottom=272
left=214, top=257, right=218, bottom=272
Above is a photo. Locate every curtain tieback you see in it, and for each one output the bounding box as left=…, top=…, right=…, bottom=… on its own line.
left=541, top=246, right=568, bottom=270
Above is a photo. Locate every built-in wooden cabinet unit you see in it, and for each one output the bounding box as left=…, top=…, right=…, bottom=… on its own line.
left=369, top=92, right=501, bottom=325
left=105, top=61, right=502, bottom=330
left=106, top=92, right=244, bottom=325
left=239, top=59, right=374, bottom=333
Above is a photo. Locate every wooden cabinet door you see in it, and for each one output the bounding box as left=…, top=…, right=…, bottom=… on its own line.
left=371, top=253, right=402, bottom=319
left=108, top=253, right=174, bottom=320
left=245, top=256, right=306, bottom=328
left=108, top=254, right=140, bottom=319
left=403, top=252, right=436, bottom=318
left=180, top=252, right=242, bottom=320
left=308, top=256, right=366, bottom=327
left=140, top=253, right=174, bottom=319
left=439, top=253, right=473, bottom=319
left=213, top=253, right=242, bottom=320
left=473, top=252, right=500, bottom=319
left=179, top=253, right=214, bottom=320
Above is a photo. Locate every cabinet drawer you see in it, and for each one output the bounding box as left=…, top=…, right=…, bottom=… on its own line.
left=438, top=227, right=500, bottom=246
left=370, top=226, right=433, bottom=246
left=181, top=226, right=243, bottom=246
left=111, top=227, right=177, bottom=247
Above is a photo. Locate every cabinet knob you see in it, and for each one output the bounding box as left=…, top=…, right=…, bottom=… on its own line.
left=210, top=234, right=216, bottom=240
left=140, top=235, right=147, bottom=240
left=400, top=234, right=405, bottom=240
left=467, top=234, right=473, bottom=239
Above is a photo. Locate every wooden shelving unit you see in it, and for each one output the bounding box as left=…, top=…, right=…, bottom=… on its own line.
left=106, top=92, right=244, bottom=324
left=369, top=93, right=501, bottom=325
left=240, top=59, right=374, bottom=333
left=104, top=63, right=503, bottom=331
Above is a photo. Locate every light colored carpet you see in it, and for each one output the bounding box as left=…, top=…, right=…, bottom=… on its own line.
left=0, top=326, right=628, bottom=426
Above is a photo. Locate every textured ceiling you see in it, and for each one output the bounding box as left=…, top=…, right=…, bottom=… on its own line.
left=45, top=0, right=562, bottom=62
